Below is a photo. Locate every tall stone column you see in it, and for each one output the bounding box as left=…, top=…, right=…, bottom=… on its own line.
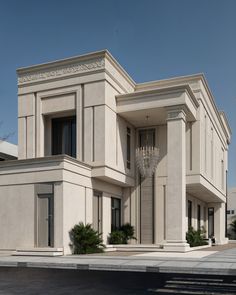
left=211, top=202, right=228, bottom=245
left=164, top=107, right=190, bottom=251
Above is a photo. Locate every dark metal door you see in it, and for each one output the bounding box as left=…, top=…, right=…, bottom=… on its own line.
left=38, top=194, right=54, bottom=247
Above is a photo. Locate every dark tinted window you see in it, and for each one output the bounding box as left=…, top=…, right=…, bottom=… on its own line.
left=197, top=204, right=201, bottom=230
left=127, top=127, right=131, bottom=169
left=52, top=116, right=76, bottom=158
left=111, top=198, right=121, bottom=231
left=208, top=207, right=214, bottom=237
left=188, top=200, right=192, bottom=229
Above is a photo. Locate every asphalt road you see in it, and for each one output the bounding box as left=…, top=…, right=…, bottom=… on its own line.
left=0, top=267, right=236, bottom=294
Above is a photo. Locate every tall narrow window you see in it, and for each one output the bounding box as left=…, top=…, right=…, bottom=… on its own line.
left=208, top=207, right=214, bottom=238
left=197, top=205, right=201, bottom=230
left=221, top=159, right=224, bottom=190
left=189, top=122, right=193, bottom=170
left=188, top=200, right=192, bottom=229
left=204, top=114, right=207, bottom=173
left=111, top=198, right=121, bottom=231
left=211, top=127, right=214, bottom=179
left=204, top=207, right=206, bottom=227
left=163, top=185, right=166, bottom=240
left=52, top=116, right=76, bottom=158
left=221, top=148, right=224, bottom=190
left=127, top=127, right=131, bottom=169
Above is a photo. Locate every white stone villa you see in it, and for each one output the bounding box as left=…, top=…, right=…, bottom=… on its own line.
left=0, top=50, right=231, bottom=255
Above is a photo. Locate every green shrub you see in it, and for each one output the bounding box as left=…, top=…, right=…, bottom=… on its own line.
left=186, top=226, right=208, bottom=247
left=69, top=222, right=104, bottom=254
left=108, top=230, right=125, bottom=244
left=230, top=220, right=236, bottom=235
left=108, top=223, right=136, bottom=244
left=120, top=223, right=136, bottom=244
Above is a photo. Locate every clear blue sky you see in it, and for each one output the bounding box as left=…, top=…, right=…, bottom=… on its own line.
left=0, top=0, right=236, bottom=186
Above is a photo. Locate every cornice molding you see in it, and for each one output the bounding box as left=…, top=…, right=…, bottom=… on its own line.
left=16, top=49, right=135, bottom=89
left=135, top=73, right=204, bottom=91
left=0, top=154, right=92, bottom=170
left=17, top=57, right=105, bottom=85
left=116, top=84, right=199, bottom=108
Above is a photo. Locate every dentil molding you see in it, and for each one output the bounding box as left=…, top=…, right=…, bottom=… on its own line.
left=18, top=57, right=105, bottom=85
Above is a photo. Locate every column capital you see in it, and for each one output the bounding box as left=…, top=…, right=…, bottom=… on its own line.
left=166, top=106, right=187, bottom=122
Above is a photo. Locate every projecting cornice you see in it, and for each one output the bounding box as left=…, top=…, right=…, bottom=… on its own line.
left=116, top=84, right=199, bottom=122
left=17, top=50, right=135, bottom=89
left=17, top=55, right=105, bottom=85
left=117, top=84, right=199, bottom=108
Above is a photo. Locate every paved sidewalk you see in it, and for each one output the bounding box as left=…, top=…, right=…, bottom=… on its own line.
left=0, top=247, right=236, bottom=276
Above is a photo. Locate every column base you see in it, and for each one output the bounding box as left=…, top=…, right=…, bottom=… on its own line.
left=215, top=237, right=228, bottom=245
left=163, top=241, right=190, bottom=252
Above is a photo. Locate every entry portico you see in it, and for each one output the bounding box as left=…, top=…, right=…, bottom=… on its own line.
left=116, top=85, right=199, bottom=251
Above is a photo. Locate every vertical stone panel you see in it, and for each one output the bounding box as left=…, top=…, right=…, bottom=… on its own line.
left=164, top=107, right=189, bottom=251
left=140, top=176, right=154, bottom=244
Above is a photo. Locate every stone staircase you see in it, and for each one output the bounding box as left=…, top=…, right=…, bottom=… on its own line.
left=149, top=276, right=236, bottom=294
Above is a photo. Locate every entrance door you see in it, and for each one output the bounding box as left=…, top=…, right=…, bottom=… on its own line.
left=38, top=194, right=54, bottom=247
left=93, top=192, right=102, bottom=233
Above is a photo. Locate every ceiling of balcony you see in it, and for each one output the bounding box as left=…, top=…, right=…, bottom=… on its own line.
left=118, top=107, right=167, bottom=127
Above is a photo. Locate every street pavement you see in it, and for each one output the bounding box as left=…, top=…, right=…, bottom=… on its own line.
left=0, top=267, right=236, bottom=294
left=0, top=247, right=236, bottom=294
left=0, top=247, right=236, bottom=276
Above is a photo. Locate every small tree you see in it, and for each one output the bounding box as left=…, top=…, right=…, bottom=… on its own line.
left=120, top=223, right=136, bottom=244
left=69, top=222, right=104, bottom=254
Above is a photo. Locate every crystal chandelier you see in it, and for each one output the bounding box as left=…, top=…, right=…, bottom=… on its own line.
left=135, top=117, right=160, bottom=178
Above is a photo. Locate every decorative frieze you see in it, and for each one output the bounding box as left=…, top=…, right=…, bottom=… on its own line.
left=18, top=58, right=105, bottom=85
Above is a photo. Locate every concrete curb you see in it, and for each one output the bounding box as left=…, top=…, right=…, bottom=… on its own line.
left=0, top=260, right=235, bottom=276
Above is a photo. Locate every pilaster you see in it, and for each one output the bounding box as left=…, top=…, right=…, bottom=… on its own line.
left=212, top=202, right=228, bottom=245
left=164, top=106, right=190, bottom=251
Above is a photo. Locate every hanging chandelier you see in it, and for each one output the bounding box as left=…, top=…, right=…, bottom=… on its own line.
left=135, top=117, right=160, bottom=178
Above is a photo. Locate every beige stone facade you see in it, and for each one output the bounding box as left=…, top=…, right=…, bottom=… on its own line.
left=0, top=50, right=231, bottom=254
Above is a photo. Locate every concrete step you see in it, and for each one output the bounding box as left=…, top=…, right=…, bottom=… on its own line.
left=105, top=244, right=162, bottom=252
left=149, top=277, right=236, bottom=295
left=13, top=247, right=64, bottom=257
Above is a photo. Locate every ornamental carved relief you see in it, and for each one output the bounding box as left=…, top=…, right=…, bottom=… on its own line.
left=18, top=58, right=105, bottom=84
